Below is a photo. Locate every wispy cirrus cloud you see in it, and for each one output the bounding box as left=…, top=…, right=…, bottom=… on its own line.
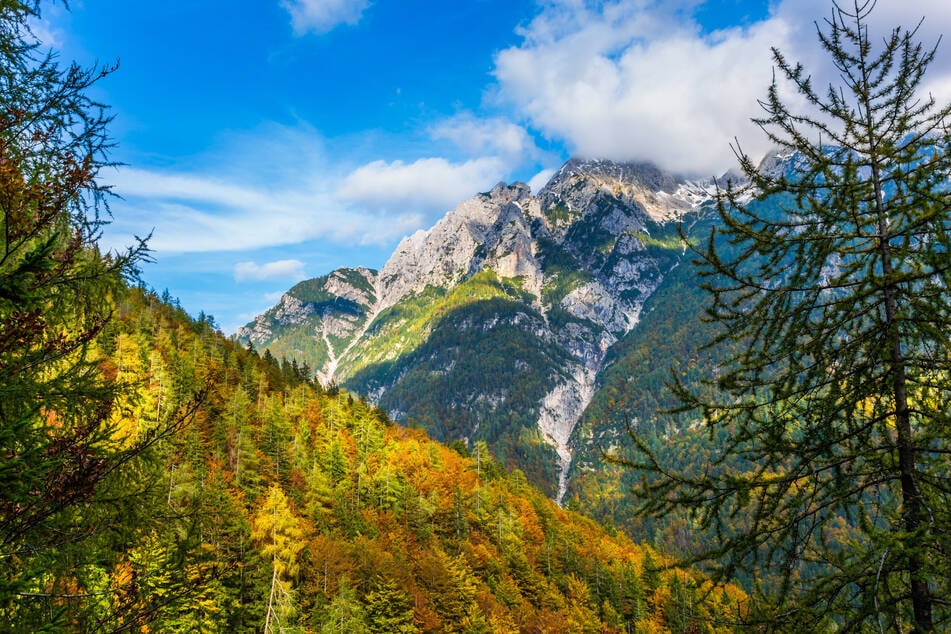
left=234, top=259, right=307, bottom=282
left=101, top=123, right=516, bottom=256
left=336, top=156, right=507, bottom=212
left=281, top=0, right=371, bottom=35
left=106, top=166, right=420, bottom=254
left=27, top=14, right=63, bottom=48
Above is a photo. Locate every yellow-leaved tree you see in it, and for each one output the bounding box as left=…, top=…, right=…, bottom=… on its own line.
left=252, top=484, right=306, bottom=633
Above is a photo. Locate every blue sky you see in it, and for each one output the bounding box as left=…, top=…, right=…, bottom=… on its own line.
left=38, top=0, right=951, bottom=333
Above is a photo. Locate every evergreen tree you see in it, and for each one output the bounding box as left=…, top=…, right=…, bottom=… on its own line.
left=320, top=577, right=370, bottom=634
left=0, top=1, right=182, bottom=627
left=630, top=2, right=950, bottom=631
left=619, top=562, right=645, bottom=625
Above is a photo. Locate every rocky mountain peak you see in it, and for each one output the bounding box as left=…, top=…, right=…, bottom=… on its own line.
left=537, top=157, right=715, bottom=228
left=550, top=157, right=684, bottom=193
left=485, top=180, right=533, bottom=203
left=238, top=155, right=723, bottom=502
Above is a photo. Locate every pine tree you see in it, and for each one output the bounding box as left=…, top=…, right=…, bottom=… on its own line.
left=630, top=1, right=950, bottom=631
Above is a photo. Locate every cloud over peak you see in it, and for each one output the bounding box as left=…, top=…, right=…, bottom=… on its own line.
left=494, top=2, right=787, bottom=176
left=336, top=156, right=507, bottom=213
left=429, top=114, right=538, bottom=163
left=493, top=0, right=951, bottom=177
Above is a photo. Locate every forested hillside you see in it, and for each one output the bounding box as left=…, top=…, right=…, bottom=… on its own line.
left=6, top=286, right=747, bottom=632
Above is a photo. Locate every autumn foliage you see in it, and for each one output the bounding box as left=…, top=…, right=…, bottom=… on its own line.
left=45, top=287, right=745, bottom=632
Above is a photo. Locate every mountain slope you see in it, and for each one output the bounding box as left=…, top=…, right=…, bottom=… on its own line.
left=239, top=266, right=380, bottom=382
left=239, top=158, right=724, bottom=501
left=47, top=285, right=745, bottom=632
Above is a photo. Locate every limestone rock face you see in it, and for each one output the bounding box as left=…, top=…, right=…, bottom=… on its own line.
left=323, top=266, right=377, bottom=307
left=238, top=294, right=313, bottom=346
left=377, top=182, right=538, bottom=310
left=239, top=157, right=721, bottom=501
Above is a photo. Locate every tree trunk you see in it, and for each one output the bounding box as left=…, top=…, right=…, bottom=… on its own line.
left=870, top=157, right=933, bottom=632
left=264, top=561, right=278, bottom=633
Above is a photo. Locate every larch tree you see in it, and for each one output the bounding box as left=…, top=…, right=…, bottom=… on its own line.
left=629, top=1, right=950, bottom=631
left=0, top=0, right=197, bottom=628
left=252, top=484, right=306, bottom=633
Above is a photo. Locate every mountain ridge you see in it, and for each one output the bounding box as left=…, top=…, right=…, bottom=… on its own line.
left=238, top=156, right=730, bottom=502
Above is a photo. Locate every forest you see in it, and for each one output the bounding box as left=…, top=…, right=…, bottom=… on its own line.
left=3, top=284, right=747, bottom=631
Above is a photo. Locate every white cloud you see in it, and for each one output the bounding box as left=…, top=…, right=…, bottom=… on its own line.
left=772, top=0, right=951, bottom=102
left=337, top=156, right=507, bottom=211
left=102, top=165, right=422, bottom=255
left=528, top=168, right=556, bottom=194
left=281, top=0, right=371, bottom=35
left=429, top=114, right=538, bottom=162
left=27, top=15, right=62, bottom=48
left=493, top=0, right=951, bottom=176
left=99, top=121, right=512, bottom=255
left=234, top=259, right=307, bottom=282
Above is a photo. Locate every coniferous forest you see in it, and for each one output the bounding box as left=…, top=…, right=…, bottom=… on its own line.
left=1, top=0, right=949, bottom=632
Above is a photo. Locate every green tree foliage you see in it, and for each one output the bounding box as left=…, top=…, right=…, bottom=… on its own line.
left=349, top=275, right=573, bottom=496
left=364, top=575, right=417, bottom=633
left=0, top=1, right=191, bottom=628
left=630, top=2, right=950, bottom=631
left=29, top=281, right=743, bottom=632
left=320, top=577, right=369, bottom=634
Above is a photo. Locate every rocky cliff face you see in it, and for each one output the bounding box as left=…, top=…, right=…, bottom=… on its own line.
left=377, top=182, right=541, bottom=310
left=238, top=158, right=721, bottom=501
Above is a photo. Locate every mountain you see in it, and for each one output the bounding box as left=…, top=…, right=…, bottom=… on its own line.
left=239, top=158, right=728, bottom=503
